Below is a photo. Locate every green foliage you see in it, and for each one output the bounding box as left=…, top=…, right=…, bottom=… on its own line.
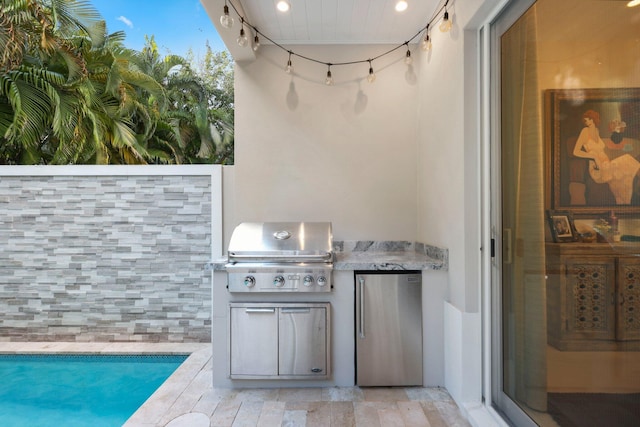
left=0, top=0, right=234, bottom=165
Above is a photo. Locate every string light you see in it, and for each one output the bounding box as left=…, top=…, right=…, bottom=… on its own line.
left=404, top=43, right=413, bottom=65
left=221, top=0, right=455, bottom=84
left=367, top=60, right=376, bottom=83
left=421, top=24, right=432, bottom=51
left=219, top=0, right=234, bottom=29
left=325, top=64, right=334, bottom=86
left=285, top=51, right=293, bottom=74
left=439, top=4, right=452, bottom=32
left=237, top=18, right=248, bottom=47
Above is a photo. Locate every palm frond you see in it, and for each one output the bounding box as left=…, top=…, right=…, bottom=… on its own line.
left=49, top=0, right=104, bottom=45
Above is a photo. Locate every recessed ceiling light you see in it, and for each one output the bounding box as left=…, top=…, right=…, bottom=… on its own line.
left=395, top=1, right=408, bottom=12
left=628, top=0, right=640, bottom=7
left=276, top=1, right=290, bottom=12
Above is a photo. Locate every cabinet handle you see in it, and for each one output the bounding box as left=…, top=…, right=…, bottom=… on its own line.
left=311, top=368, right=323, bottom=373
left=245, top=308, right=275, bottom=313
left=281, top=308, right=311, bottom=313
left=358, top=276, right=365, bottom=339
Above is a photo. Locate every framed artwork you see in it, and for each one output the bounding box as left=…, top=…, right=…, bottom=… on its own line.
left=545, top=88, right=640, bottom=215
left=547, top=210, right=577, bottom=243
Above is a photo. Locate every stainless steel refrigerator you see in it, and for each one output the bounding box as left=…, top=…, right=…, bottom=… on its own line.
left=355, top=272, right=423, bottom=386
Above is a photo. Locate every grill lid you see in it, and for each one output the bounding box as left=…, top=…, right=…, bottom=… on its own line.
left=227, top=222, right=333, bottom=263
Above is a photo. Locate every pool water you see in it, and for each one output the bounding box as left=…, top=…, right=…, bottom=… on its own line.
left=0, top=354, right=188, bottom=427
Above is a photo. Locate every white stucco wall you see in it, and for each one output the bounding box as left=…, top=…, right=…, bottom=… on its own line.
left=416, top=19, right=469, bottom=311
left=415, top=0, right=505, bottom=410
left=416, top=0, right=496, bottom=319
left=231, top=45, right=419, bottom=242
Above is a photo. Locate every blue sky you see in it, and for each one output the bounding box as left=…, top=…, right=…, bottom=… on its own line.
left=91, top=0, right=226, bottom=59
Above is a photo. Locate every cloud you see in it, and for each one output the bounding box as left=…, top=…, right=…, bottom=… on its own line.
left=117, top=15, right=133, bottom=28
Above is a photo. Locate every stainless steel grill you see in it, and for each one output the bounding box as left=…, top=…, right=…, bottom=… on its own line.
left=226, top=222, right=333, bottom=292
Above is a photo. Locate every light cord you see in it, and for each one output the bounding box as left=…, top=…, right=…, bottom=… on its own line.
left=224, top=0, right=452, bottom=70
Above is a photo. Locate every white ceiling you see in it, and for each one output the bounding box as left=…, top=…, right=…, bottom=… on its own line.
left=200, top=0, right=445, bottom=61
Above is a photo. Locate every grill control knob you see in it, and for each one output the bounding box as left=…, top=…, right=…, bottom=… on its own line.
left=243, top=276, right=255, bottom=288
left=303, top=275, right=314, bottom=287
left=273, top=275, right=285, bottom=287
left=317, top=276, right=327, bottom=287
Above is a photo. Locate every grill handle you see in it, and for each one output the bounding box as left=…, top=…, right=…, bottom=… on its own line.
left=228, top=252, right=333, bottom=261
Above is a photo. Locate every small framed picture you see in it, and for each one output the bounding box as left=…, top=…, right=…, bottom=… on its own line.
left=547, top=210, right=577, bottom=242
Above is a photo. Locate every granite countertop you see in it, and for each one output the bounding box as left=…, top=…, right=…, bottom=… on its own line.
left=334, top=250, right=443, bottom=271
left=208, top=240, right=448, bottom=272
left=332, top=240, right=446, bottom=271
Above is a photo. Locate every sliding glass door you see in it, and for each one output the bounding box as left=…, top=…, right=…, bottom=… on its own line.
left=493, top=1, right=640, bottom=425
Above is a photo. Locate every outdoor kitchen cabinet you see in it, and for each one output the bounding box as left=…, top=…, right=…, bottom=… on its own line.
left=229, top=302, right=330, bottom=379
left=229, top=305, right=279, bottom=376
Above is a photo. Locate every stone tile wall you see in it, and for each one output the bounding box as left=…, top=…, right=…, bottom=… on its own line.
left=0, top=175, right=212, bottom=342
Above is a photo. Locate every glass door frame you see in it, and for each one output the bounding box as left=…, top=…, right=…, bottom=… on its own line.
left=484, top=0, right=538, bottom=425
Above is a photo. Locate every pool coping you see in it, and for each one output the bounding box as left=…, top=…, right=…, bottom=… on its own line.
left=0, top=342, right=212, bottom=427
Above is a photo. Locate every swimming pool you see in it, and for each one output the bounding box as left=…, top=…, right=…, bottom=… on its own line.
left=0, top=354, right=188, bottom=427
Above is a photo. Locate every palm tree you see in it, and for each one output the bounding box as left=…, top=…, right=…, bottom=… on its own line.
left=1, top=0, right=102, bottom=73
left=0, top=0, right=106, bottom=163
left=0, top=1, right=168, bottom=164
left=85, top=37, right=168, bottom=164
left=188, top=44, right=235, bottom=164
left=0, top=0, right=235, bottom=165
left=134, top=37, right=233, bottom=164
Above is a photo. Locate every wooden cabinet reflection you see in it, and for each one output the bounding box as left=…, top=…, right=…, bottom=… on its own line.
left=546, top=243, right=640, bottom=351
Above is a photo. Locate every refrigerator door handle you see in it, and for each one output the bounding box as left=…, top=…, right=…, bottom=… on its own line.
left=358, top=276, right=365, bottom=338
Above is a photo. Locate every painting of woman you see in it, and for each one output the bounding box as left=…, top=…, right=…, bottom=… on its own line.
left=572, top=109, right=640, bottom=205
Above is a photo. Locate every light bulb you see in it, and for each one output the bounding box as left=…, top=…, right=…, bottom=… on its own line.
left=367, top=61, right=376, bottom=83
left=325, top=68, right=334, bottom=86
left=367, top=69, right=376, bottom=83
left=395, top=1, right=408, bottom=12
left=404, top=48, right=413, bottom=65
left=285, top=53, right=293, bottom=74
left=276, top=1, right=290, bottom=12
left=220, top=4, right=234, bottom=29
left=440, top=11, right=452, bottom=32
left=421, top=34, right=432, bottom=52
left=628, top=0, right=640, bottom=7
left=253, top=34, right=260, bottom=51
left=237, top=28, right=248, bottom=47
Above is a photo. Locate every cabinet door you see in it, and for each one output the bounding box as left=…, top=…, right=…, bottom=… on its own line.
left=279, top=307, right=327, bottom=376
left=230, top=306, right=278, bottom=377
left=617, top=258, right=640, bottom=341
left=564, top=257, right=616, bottom=341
